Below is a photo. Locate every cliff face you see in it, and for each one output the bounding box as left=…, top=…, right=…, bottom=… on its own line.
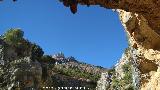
left=0, top=39, right=42, bottom=90
left=118, top=9, right=160, bottom=90
left=96, top=8, right=160, bottom=90
left=97, top=6, right=160, bottom=90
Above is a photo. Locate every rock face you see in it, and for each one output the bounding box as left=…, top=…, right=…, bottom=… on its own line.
left=118, top=9, right=160, bottom=90
left=96, top=9, right=160, bottom=90
left=0, top=39, right=42, bottom=90
left=96, top=6, right=160, bottom=90
left=96, top=72, right=110, bottom=90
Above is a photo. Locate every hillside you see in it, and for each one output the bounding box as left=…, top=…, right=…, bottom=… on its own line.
left=52, top=53, right=107, bottom=87
left=0, top=29, right=107, bottom=90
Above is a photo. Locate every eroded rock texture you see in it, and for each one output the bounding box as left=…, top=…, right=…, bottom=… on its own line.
left=0, top=39, right=42, bottom=90
left=119, top=9, right=160, bottom=90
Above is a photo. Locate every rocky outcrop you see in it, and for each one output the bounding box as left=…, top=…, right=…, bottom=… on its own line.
left=118, top=9, right=160, bottom=90
left=0, top=39, right=42, bottom=90
left=97, top=6, right=160, bottom=90
left=96, top=9, right=160, bottom=90
left=9, top=57, right=42, bottom=90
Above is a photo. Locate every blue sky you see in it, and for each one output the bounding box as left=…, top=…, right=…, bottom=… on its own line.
left=0, top=0, right=128, bottom=68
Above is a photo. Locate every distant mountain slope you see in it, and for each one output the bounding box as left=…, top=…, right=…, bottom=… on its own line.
left=53, top=52, right=107, bottom=76
left=50, top=52, right=108, bottom=89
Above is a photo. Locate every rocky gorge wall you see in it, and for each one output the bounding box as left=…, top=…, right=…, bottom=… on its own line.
left=118, top=9, right=160, bottom=90
left=97, top=5, right=160, bottom=90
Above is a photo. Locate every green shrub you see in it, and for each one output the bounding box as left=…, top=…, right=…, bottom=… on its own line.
left=108, top=66, right=115, bottom=75
left=109, top=62, right=134, bottom=90
left=40, top=55, right=55, bottom=63
left=2, top=29, right=32, bottom=57
left=31, top=43, right=44, bottom=59
left=122, top=63, right=131, bottom=73
left=122, top=63, right=133, bottom=83
left=111, top=77, right=120, bottom=89
left=40, top=55, right=55, bottom=69
left=2, top=28, right=24, bottom=45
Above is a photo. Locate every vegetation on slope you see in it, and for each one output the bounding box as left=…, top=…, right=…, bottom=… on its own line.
left=0, top=28, right=106, bottom=89
left=108, top=62, right=134, bottom=90
left=54, top=66, right=101, bottom=82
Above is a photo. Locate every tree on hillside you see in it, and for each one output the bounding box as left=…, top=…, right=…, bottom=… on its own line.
left=2, top=28, right=24, bottom=45
left=40, top=55, right=56, bottom=80
left=31, top=43, right=44, bottom=60
left=1, top=29, right=33, bottom=56
left=40, top=55, right=55, bottom=64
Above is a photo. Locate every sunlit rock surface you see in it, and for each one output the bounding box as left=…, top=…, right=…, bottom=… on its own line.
left=97, top=8, right=160, bottom=90
left=119, top=9, right=160, bottom=89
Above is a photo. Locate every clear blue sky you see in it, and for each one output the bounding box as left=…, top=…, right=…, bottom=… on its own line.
left=0, top=0, right=128, bottom=68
